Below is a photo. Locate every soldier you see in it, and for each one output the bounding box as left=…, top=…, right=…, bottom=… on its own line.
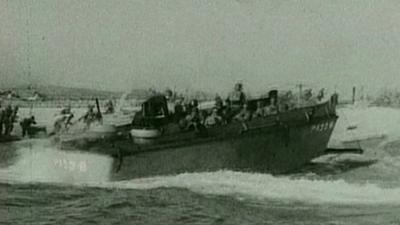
left=7, top=106, right=19, bottom=134
left=173, top=97, right=185, bottom=123
left=3, top=105, right=13, bottom=135
left=165, top=89, right=176, bottom=114
left=221, top=99, right=234, bottom=124
left=205, top=108, right=223, bottom=127
left=187, top=99, right=199, bottom=114
left=234, top=103, right=251, bottom=132
left=317, top=88, right=325, bottom=102
left=227, top=83, right=246, bottom=111
left=60, top=105, right=71, bottom=115
left=264, top=97, right=278, bottom=116
left=58, top=105, right=74, bottom=130
left=0, top=104, right=3, bottom=135
left=165, top=89, right=173, bottom=101
left=253, top=101, right=265, bottom=117
left=104, top=100, right=114, bottom=114
left=20, top=116, right=36, bottom=137
left=79, top=105, right=97, bottom=130
left=214, top=95, right=224, bottom=115
left=179, top=101, right=201, bottom=131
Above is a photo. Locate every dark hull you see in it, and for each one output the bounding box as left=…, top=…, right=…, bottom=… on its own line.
left=0, top=135, right=21, bottom=143
left=110, top=118, right=336, bottom=180
left=59, top=101, right=338, bottom=180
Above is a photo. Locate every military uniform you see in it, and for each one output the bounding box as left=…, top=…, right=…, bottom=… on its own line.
left=20, top=116, right=36, bottom=137
left=0, top=107, right=4, bottom=135
left=227, top=83, right=246, bottom=112
left=3, top=106, right=13, bottom=135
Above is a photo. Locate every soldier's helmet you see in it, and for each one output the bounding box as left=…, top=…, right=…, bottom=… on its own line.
left=234, top=83, right=243, bottom=91
left=190, top=99, right=198, bottom=107
left=165, top=89, right=173, bottom=99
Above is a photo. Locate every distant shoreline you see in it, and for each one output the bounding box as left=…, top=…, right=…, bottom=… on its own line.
left=0, top=99, right=117, bottom=108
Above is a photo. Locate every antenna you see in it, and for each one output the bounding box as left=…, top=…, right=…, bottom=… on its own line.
left=296, top=83, right=303, bottom=106
left=25, top=0, right=33, bottom=87
left=25, top=0, right=34, bottom=115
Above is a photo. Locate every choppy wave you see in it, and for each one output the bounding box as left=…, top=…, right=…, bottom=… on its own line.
left=103, top=171, right=400, bottom=205
left=1, top=140, right=400, bottom=206
left=0, top=140, right=112, bottom=184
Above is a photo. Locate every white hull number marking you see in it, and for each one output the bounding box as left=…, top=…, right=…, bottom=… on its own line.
left=311, top=121, right=334, bottom=132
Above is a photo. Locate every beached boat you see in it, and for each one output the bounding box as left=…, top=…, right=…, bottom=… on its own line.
left=58, top=92, right=339, bottom=179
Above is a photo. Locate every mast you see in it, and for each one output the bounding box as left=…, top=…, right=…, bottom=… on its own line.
left=25, top=0, right=33, bottom=87
left=25, top=0, right=34, bottom=114
left=297, top=84, right=303, bottom=106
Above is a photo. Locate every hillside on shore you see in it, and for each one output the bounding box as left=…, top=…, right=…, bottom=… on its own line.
left=0, top=84, right=123, bottom=101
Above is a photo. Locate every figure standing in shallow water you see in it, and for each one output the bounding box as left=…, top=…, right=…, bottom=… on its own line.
left=7, top=106, right=19, bottom=135
left=3, top=105, right=13, bottom=135
left=20, top=116, right=36, bottom=137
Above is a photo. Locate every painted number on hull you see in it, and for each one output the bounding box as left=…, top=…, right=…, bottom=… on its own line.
left=311, top=121, right=334, bottom=132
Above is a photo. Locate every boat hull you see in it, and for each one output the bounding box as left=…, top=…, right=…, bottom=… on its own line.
left=58, top=99, right=338, bottom=180
left=108, top=117, right=336, bottom=180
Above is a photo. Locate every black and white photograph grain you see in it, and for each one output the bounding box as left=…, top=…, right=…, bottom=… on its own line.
left=1, top=0, right=400, bottom=224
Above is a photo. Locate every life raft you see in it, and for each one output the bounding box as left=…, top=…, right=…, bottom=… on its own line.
left=130, top=128, right=162, bottom=144
left=130, top=128, right=161, bottom=139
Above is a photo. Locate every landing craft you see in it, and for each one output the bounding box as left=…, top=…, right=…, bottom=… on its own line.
left=56, top=89, right=340, bottom=180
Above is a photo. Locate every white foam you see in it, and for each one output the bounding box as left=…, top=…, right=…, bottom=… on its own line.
left=90, top=171, right=400, bottom=205
left=2, top=145, right=400, bottom=205
left=0, top=140, right=112, bottom=184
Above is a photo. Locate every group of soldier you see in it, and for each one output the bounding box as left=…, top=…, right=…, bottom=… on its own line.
left=52, top=103, right=105, bottom=134
left=0, top=104, right=19, bottom=136
left=166, top=83, right=326, bottom=133
left=168, top=83, right=263, bottom=132
left=0, top=103, right=39, bottom=138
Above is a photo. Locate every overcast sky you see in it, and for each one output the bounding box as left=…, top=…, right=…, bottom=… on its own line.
left=1, top=0, right=400, bottom=95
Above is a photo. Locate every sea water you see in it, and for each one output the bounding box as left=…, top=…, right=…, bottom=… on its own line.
left=1, top=107, right=400, bottom=225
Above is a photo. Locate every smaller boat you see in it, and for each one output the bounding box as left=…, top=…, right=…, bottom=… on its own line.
left=130, top=128, right=161, bottom=139
left=130, top=128, right=162, bottom=144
